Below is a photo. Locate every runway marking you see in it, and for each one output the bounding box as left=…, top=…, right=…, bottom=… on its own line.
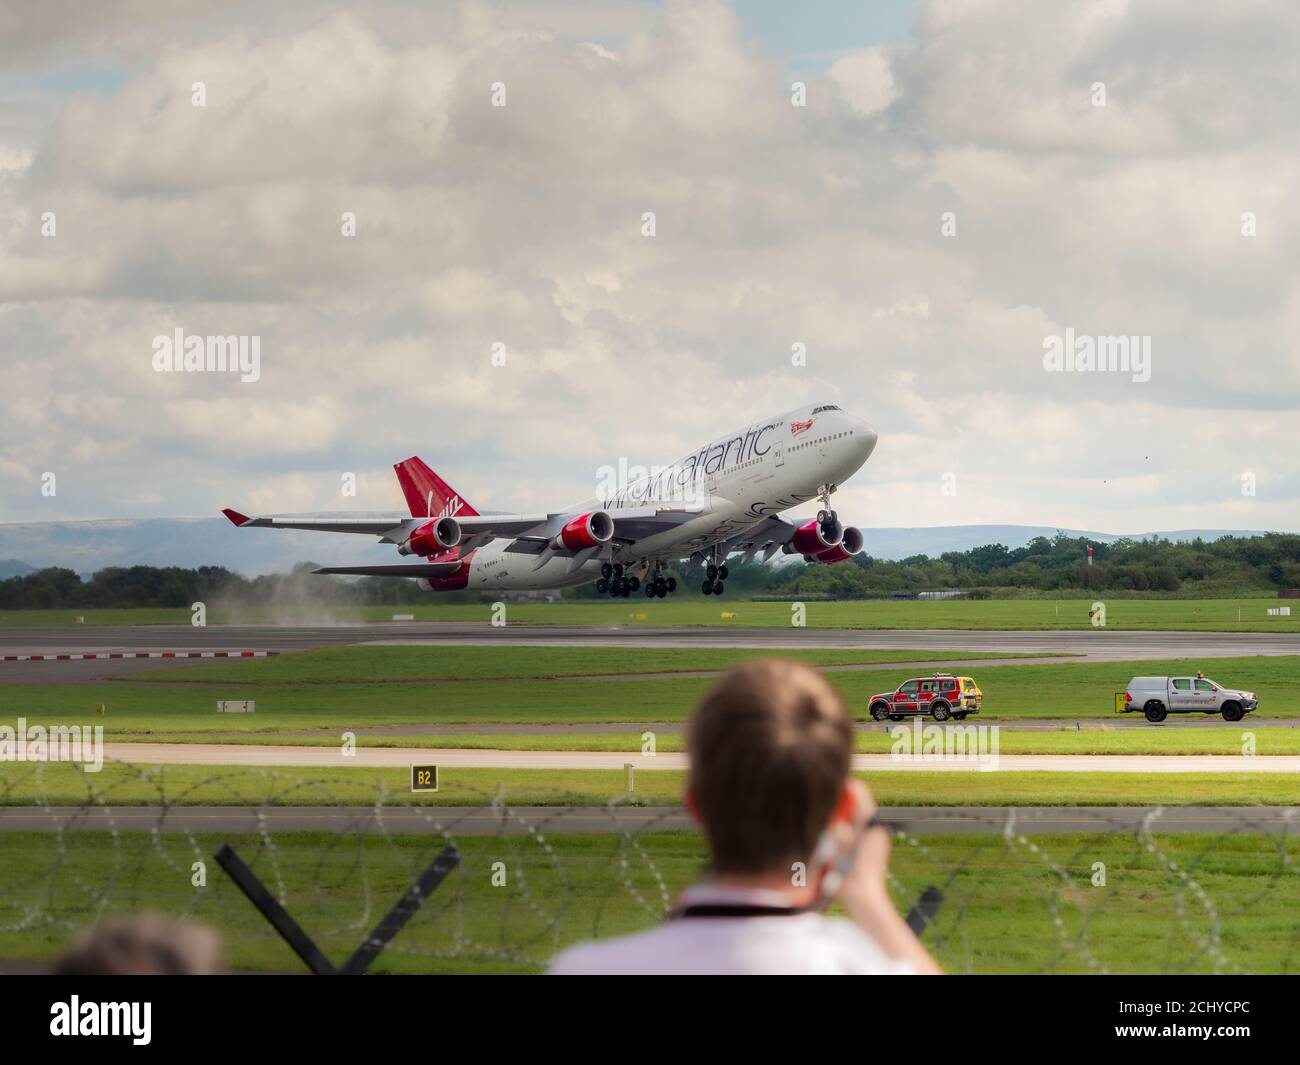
left=2, top=650, right=278, bottom=662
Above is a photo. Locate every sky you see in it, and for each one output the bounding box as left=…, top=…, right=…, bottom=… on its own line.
left=1, top=0, right=1297, bottom=535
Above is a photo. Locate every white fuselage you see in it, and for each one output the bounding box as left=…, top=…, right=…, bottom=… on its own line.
left=459, top=404, right=877, bottom=591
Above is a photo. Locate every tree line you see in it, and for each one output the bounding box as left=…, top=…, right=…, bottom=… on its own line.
left=1, top=533, right=1297, bottom=608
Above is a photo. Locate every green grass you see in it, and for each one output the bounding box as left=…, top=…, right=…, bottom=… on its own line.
left=3, top=762, right=1300, bottom=807
left=2, top=595, right=1298, bottom=630
left=1, top=829, right=1296, bottom=973
left=4, top=656, right=1298, bottom=737
left=122, top=644, right=1048, bottom=685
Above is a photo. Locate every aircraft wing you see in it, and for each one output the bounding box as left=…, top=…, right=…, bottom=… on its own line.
left=313, top=563, right=464, bottom=578
left=607, top=506, right=704, bottom=542
left=224, top=503, right=706, bottom=557
left=500, top=506, right=703, bottom=555
left=222, top=509, right=417, bottom=543
left=222, top=508, right=552, bottom=545
left=719, top=515, right=799, bottom=562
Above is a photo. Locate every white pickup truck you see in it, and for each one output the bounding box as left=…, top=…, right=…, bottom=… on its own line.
left=1122, top=676, right=1258, bottom=722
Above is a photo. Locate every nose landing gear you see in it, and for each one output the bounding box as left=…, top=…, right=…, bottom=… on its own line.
left=700, top=548, right=728, bottom=596
left=816, top=485, right=841, bottom=540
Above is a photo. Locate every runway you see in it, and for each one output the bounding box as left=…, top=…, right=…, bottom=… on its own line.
left=2, top=621, right=1297, bottom=683
left=5, top=621, right=1300, bottom=655
left=95, top=742, right=1300, bottom=773
left=3, top=804, right=1295, bottom=835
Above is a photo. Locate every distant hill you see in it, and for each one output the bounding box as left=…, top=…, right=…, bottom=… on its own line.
left=0, top=518, right=1276, bottom=577
left=0, top=516, right=401, bottom=577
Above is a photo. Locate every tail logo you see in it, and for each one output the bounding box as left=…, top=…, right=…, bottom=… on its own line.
left=428, top=491, right=461, bottom=518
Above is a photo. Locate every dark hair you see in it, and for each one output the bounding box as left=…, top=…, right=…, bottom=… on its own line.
left=687, top=659, right=853, bottom=875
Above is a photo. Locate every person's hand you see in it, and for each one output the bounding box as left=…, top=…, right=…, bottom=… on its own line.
left=830, top=778, right=893, bottom=917
left=829, top=779, right=943, bottom=974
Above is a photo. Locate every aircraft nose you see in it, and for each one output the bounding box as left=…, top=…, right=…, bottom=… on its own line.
left=854, top=419, right=878, bottom=460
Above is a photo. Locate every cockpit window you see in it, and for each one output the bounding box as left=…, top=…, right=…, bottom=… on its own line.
left=810, top=405, right=841, bottom=414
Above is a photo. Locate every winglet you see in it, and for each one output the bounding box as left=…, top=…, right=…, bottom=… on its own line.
left=222, top=508, right=251, bottom=526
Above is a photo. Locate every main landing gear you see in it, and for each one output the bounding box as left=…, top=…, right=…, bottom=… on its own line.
left=643, top=562, right=677, bottom=599
left=595, top=561, right=639, bottom=598
left=596, top=561, right=680, bottom=598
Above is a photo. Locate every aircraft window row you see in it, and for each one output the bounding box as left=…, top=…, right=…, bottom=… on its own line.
left=791, top=430, right=854, bottom=451
left=811, top=405, right=842, bottom=414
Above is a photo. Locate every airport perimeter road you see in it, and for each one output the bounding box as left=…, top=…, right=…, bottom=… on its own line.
left=1, top=805, right=1294, bottom=835
left=356, top=717, right=1298, bottom=735
left=98, top=742, right=1300, bottom=773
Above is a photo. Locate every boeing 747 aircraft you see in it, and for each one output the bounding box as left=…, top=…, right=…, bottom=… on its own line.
left=223, top=404, right=877, bottom=597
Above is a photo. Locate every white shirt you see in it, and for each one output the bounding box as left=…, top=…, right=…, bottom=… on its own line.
left=549, top=885, right=915, bottom=976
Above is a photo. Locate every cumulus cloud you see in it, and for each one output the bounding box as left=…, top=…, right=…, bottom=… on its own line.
left=0, top=0, right=1296, bottom=538
left=826, top=48, right=896, bottom=116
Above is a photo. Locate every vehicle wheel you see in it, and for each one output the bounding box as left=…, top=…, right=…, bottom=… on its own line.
left=657, top=584, right=668, bottom=598
left=870, top=703, right=890, bottom=721
left=718, top=564, right=729, bottom=580
left=817, top=509, right=829, bottom=524
left=628, top=576, right=640, bottom=592
left=596, top=578, right=608, bottom=594
left=1144, top=701, right=1167, bottom=723
left=666, top=577, right=676, bottom=592
left=702, top=580, right=714, bottom=595
left=953, top=712, right=967, bottom=720
left=706, top=564, right=718, bottom=581
left=644, top=582, right=655, bottom=597
left=713, top=581, right=725, bottom=595
left=600, top=563, right=612, bottom=579
left=1221, top=701, right=1244, bottom=722
left=931, top=702, right=951, bottom=722
left=613, top=563, right=624, bottom=578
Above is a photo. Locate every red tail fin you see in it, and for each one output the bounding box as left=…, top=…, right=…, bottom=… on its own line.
left=393, top=457, right=479, bottom=518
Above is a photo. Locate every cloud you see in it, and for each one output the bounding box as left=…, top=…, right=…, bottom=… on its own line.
left=826, top=48, right=896, bottom=116
left=0, top=0, right=1296, bottom=540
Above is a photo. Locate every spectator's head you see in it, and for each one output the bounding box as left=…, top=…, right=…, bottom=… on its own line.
left=687, top=658, right=854, bottom=878
left=54, top=914, right=223, bottom=975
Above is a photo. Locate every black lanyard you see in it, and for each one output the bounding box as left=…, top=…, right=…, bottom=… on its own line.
left=672, top=903, right=809, bottom=919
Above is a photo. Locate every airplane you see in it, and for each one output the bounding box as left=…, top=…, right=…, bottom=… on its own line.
left=222, top=403, right=878, bottom=598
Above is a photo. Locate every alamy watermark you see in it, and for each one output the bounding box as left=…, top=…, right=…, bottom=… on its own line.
left=1042, top=328, right=1151, bottom=383
left=889, top=719, right=1000, bottom=771
left=0, top=718, right=104, bottom=772
left=152, top=328, right=261, bottom=383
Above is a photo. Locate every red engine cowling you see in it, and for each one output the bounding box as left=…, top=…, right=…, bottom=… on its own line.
left=813, top=525, right=864, bottom=564
left=787, top=516, right=843, bottom=557
left=399, top=516, right=462, bottom=556
left=424, top=555, right=472, bottom=591
left=556, top=510, right=615, bottom=551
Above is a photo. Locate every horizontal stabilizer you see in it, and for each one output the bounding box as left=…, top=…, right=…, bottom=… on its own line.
left=313, top=563, right=462, bottom=578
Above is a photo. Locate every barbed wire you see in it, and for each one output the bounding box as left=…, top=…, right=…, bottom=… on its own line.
left=0, top=761, right=1297, bottom=974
